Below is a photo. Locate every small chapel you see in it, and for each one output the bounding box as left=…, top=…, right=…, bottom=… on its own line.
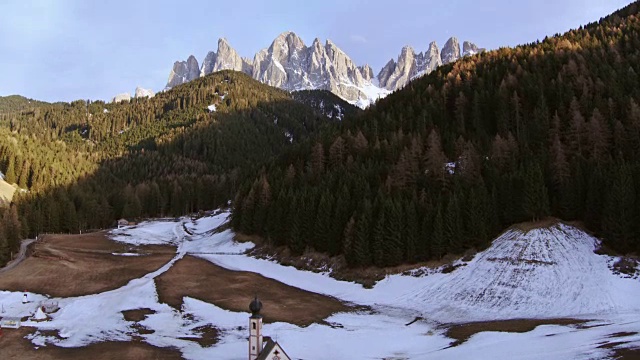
left=248, top=296, right=291, bottom=360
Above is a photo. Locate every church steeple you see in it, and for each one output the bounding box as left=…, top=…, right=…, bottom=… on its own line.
left=248, top=296, right=264, bottom=360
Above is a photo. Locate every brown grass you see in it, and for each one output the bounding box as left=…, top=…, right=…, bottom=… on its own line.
left=445, top=318, right=588, bottom=346
left=178, top=325, right=219, bottom=347
left=612, top=347, right=640, bottom=359
left=0, top=232, right=175, bottom=297
left=512, top=217, right=562, bottom=232
left=0, top=327, right=181, bottom=360
left=155, top=255, right=350, bottom=327
left=122, top=308, right=156, bottom=322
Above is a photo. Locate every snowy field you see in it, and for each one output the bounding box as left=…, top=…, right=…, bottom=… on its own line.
left=1, top=210, right=640, bottom=359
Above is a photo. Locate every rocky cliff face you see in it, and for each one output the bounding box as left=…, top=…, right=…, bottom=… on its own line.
left=462, top=41, right=485, bottom=57
left=112, top=93, right=131, bottom=103
left=441, top=37, right=461, bottom=64
left=167, top=55, right=200, bottom=88
left=134, top=87, right=154, bottom=98
left=358, top=64, right=374, bottom=82
left=165, top=32, right=480, bottom=108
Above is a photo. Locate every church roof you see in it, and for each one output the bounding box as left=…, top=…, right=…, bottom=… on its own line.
left=256, top=337, right=291, bottom=360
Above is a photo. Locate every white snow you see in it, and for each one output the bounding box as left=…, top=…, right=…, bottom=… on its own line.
left=284, top=131, right=293, bottom=143
left=346, top=81, right=391, bottom=109
left=272, top=58, right=286, bottom=74
left=103, top=108, right=109, bottom=114
left=3, top=211, right=640, bottom=359
left=33, top=307, right=48, bottom=321
left=445, top=161, right=456, bottom=174
left=111, top=219, right=182, bottom=246
left=207, top=104, right=217, bottom=112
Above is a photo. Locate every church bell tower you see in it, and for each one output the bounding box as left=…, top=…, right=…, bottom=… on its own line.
left=248, top=296, right=263, bottom=360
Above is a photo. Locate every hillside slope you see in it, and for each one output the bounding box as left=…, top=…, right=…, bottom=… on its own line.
left=190, top=213, right=640, bottom=323
left=0, top=70, right=339, bottom=266
left=232, top=1, right=640, bottom=265
left=395, top=224, right=640, bottom=322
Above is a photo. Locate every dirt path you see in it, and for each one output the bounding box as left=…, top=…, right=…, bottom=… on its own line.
left=0, top=238, right=36, bottom=274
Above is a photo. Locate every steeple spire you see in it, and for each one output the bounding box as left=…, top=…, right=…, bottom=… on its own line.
left=248, top=295, right=264, bottom=360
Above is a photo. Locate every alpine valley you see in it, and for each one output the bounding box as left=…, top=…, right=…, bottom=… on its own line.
left=1, top=2, right=640, bottom=360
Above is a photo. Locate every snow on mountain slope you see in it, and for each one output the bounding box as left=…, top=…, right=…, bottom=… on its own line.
left=399, top=224, right=640, bottom=322
left=192, top=215, right=640, bottom=323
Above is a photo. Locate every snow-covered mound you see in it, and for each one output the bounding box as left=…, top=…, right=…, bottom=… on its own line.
left=198, top=219, right=640, bottom=323
left=402, top=224, right=640, bottom=322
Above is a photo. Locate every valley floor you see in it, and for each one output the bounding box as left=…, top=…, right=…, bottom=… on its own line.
left=0, top=210, right=639, bottom=359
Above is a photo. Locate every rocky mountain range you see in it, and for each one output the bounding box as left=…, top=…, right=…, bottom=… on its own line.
left=166, top=32, right=483, bottom=108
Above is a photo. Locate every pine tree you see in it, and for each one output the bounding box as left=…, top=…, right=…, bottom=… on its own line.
left=17, top=160, right=30, bottom=189
left=465, top=187, right=489, bottom=248
left=602, top=163, right=635, bottom=252
left=431, top=205, right=445, bottom=259
left=5, top=156, right=16, bottom=184
left=287, top=194, right=305, bottom=255
left=403, top=200, right=418, bottom=263
left=5, top=205, right=21, bottom=250
left=352, top=200, right=372, bottom=267
left=445, top=195, right=463, bottom=254
left=383, top=199, right=404, bottom=266
left=343, top=216, right=356, bottom=263
left=523, top=162, right=550, bottom=221
left=314, top=191, right=333, bottom=252
left=372, top=208, right=386, bottom=267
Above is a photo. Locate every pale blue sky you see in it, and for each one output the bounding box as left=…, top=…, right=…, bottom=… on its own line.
left=0, top=0, right=634, bottom=102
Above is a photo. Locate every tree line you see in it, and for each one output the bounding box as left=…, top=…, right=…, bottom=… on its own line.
left=0, top=71, right=346, bottom=265
left=232, top=2, right=640, bottom=267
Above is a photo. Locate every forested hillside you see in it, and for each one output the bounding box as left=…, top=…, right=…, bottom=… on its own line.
left=0, top=95, right=49, bottom=114
left=291, top=90, right=361, bottom=120
left=0, top=72, right=339, bottom=265
left=232, top=2, right=640, bottom=267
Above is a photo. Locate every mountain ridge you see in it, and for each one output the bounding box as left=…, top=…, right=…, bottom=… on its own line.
left=166, top=32, right=482, bottom=108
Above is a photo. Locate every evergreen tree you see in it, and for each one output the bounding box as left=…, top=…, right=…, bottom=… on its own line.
left=445, top=195, right=463, bottom=254
left=383, top=199, right=404, bottom=266
left=431, top=204, right=445, bottom=259
left=352, top=200, right=373, bottom=267
left=5, top=156, right=16, bottom=184
left=602, top=163, right=636, bottom=252
left=314, top=191, right=333, bottom=252
left=403, top=200, right=418, bottom=262
left=372, top=208, right=386, bottom=267
left=523, top=162, right=550, bottom=221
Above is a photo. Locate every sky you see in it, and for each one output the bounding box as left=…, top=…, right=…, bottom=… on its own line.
left=0, top=0, right=635, bottom=103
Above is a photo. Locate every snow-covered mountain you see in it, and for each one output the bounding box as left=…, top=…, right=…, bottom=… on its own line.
left=165, top=32, right=482, bottom=108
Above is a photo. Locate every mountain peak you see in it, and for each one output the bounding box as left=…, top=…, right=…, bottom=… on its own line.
left=134, top=86, right=154, bottom=98
left=462, top=40, right=480, bottom=56
left=441, top=37, right=461, bottom=63
left=165, top=32, right=478, bottom=108
left=166, top=55, right=200, bottom=88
